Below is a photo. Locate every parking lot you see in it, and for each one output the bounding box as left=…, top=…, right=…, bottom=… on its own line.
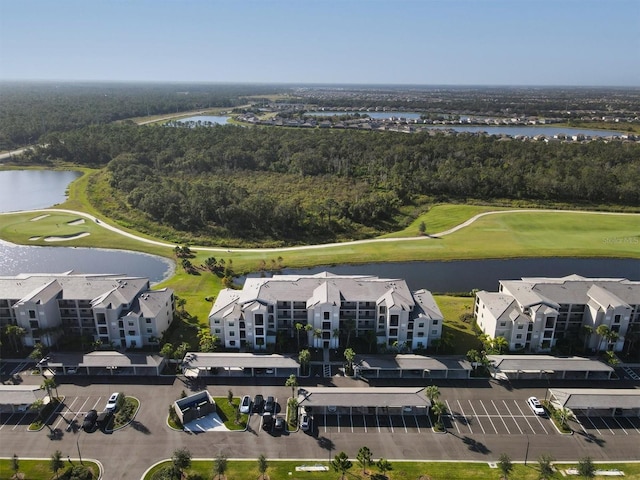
left=316, top=407, right=431, bottom=434
left=443, top=398, right=554, bottom=436
left=574, top=413, right=640, bottom=437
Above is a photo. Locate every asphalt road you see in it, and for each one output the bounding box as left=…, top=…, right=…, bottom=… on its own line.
left=1, top=369, right=639, bottom=480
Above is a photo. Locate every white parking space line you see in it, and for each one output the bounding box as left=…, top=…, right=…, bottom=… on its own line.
left=621, top=417, right=640, bottom=434
left=54, top=396, right=79, bottom=429
left=11, top=412, right=30, bottom=431
left=611, top=417, right=628, bottom=435
left=388, top=415, right=394, bottom=433
left=599, top=417, right=616, bottom=435
left=467, top=400, right=485, bottom=434
left=376, top=412, right=380, bottom=432
left=91, top=398, right=103, bottom=410
left=445, top=400, right=461, bottom=435
left=583, top=415, right=602, bottom=436
left=485, top=400, right=511, bottom=435
left=501, top=400, right=523, bottom=435
left=362, top=414, right=367, bottom=433
left=480, top=400, right=500, bottom=434
left=1, top=413, right=17, bottom=429
left=350, top=412, right=353, bottom=433
left=337, top=412, right=341, bottom=433
left=456, top=400, right=471, bottom=434
left=413, top=414, right=420, bottom=434
left=401, top=414, right=408, bottom=433
left=512, top=400, right=539, bottom=434
left=323, top=412, right=327, bottom=433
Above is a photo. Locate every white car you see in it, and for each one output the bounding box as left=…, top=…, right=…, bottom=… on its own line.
left=240, top=395, right=251, bottom=414
left=300, top=413, right=311, bottom=431
left=527, top=396, right=545, bottom=416
left=105, top=392, right=121, bottom=412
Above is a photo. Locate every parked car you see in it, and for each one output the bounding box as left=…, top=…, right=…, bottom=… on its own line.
left=264, top=396, right=275, bottom=414
left=300, top=413, right=311, bottom=431
left=105, top=392, right=121, bottom=412
left=527, top=396, right=545, bottom=416
left=240, top=395, right=251, bottom=414
left=262, top=412, right=273, bottom=430
left=253, top=394, right=264, bottom=413
left=327, top=405, right=337, bottom=413
left=274, top=416, right=285, bottom=431
left=82, top=409, right=98, bottom=431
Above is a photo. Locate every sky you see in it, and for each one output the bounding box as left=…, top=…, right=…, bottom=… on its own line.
left=0, top=0, right=638, bottom=86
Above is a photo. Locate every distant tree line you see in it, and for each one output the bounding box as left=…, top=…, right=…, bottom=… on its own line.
left=22, top=122, right=640, bottom=244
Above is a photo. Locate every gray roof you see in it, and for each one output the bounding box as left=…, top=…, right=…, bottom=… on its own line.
left=476, top=291, right=517, bottom=319
left=126, top=288, right=173, bottom=318
left=296, top=387, right=430, bottom=408
left=550, top=388, right=640, bottom=409
left=358, top=354, right=471, bottom=372
left=0, top=385, right=46, bottom=405
left=488, top=355, right=614, bottom=373
left=182, top=352, right=299, bottom=369
left=46, top=351, right=164, bottom=368
left=500, top=275, right=640, bottom=309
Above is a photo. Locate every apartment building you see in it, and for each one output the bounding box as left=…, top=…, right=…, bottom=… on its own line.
left=209, top=272, right=443, bottom=351
left=0, top=273, right=174, bottom=349
left=474, top=275, right=640, bottom=352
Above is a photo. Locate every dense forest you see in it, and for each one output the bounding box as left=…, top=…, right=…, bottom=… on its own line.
left=22, top=122, right=640, bottom=246
left=0, top=82, right=288, bottom=149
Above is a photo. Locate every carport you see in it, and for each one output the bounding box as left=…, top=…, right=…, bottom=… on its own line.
left=43, top=351, right=166, bottom=376
left=296, top=387, right=431, bottom=415
left=488, top=355, right=614, bottom=380
left=355, top=354, right=472, bottom=379
left=0, top=385, right=47, bottom=413
left=549, top=388, right=640, bottom=417
left=181, top=352, right=300, bottom=377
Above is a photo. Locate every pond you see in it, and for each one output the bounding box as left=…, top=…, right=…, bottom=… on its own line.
left=0, top=240, right=174, bottom=285
left=243, top=258, right=640, bottom=293
left=0, top=170, right=82, bottom=213
left=173, top=115, right=229, bottom=125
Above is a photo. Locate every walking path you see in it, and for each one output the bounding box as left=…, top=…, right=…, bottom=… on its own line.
left=2, top=207, right=638, bottom=254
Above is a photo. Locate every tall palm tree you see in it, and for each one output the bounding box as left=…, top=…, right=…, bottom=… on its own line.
left=431, top=400, right=448, bottom=430
left=425, top=385, right=440, bottom=403
left=596, top=324, right=611, bottom=352
left=298, top=349, right=310, bottom=376
left=581, top=325, right=594, bottom=352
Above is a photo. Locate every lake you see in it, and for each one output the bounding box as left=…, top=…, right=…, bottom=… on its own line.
left=174, top=115, right=229, bottom=125
left=0, top=170, right=82, bottom=213
left=308, top=111, right=423, bottom=120
left=244, top=258, right=640, bottom=293
left=0, top=240, right=174, bottom=285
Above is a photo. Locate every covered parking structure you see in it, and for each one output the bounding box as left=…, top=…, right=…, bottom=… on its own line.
left=0, top=385, right=47, bottom=414
left=355, top=354, right=472, bottom=379
left=296, top=387, right=431, bottom=415
left=42, top=351, right=166, bottom=376
left=549, top=388, right=640, bottom=417
left=488, top=355, right=614, bottom=380
left=181, top=352, right=300, bottom=378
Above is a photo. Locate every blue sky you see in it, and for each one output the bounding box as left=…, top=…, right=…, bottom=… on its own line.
left=0, top=0, right=638, bottom=86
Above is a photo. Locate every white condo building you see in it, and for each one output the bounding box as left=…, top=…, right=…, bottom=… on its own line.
left=209, top=272, right=443, bottom=351
left=474, top=275, right=640, bottom=353
left=0, top=273, right=174, bottom=349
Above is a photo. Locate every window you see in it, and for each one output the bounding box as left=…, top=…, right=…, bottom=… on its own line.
left=229, top=331, right=235, bottom=337
left=146, top=318, right=152, bottom=324
left=256, top=328, right=264, bottom=336
left=214, top=319, right=221, bottom=325
left=389, top=328, right=398, bottom=336
left=322, top=321, right=331, bottom=330
left=432, top=319, right=439, bottom=325
left=128, top=321, right=134, bottom=327
left=146, top=328, right=153, bottom=334
left=499, top=321, right=507, bottom=327
left=128, top=330, right=135, bottom=335
left=379, top=306, right=386, bottom=314
left=545, top=317, right=555, bottom=328
left=214, top=328, right=221, bottom=334
left=324, top=312, right=330, bottom=320
left=229, top=340, right=236, bottom=346
left=417, top=332, right=424, bottom=337
left=431, top=329, right=438, bottom=335
left=255, top=314, right=264, bottom=325
left=418, top=322, right=424, bottom=328
left=29, top=320, right=39, bottom=329
left=517, top=324, right=524, bottom=329
left=614, top=315, right=621, bottom=324
left=29, top=310, right=36, bottom=319
left=228, top=321, right=235, bottom=327
left=516, top=334, right=522, bottom=339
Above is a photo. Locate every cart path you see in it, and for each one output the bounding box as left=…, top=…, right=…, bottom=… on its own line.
left=2, top=207, right=638, bottom=254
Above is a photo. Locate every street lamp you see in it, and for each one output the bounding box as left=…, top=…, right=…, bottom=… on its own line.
left=524, top=433, right=530, bottom=466
left=76, top=430, right=84, bottom=465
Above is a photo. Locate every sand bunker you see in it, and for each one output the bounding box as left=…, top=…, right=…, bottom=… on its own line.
left=30, top=214, right=50, bottom=222
left=29, top=236, right=41, bottom=241
left=67, top=218, right=86, bottom=226
left=44, top=232, right=91, bottom=242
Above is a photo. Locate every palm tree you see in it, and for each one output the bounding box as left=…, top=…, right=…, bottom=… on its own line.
left=172, top=448, right=192, bottom=478
left=581, top=325, right=594, bottom=352
left=214, top=453, right=227, bottom=480
left=538, top=453, right=555, bottom=479
left=357, top=446, right=372, bottom=474
left=554, top=407, right=573, bottom=429
left=41, top=377, right=59, bottom=400
left=596, top=324, right=610, bottom=352
left=50, top=449, right=64, bottom=479
left=257, top=454, right=268, bottom=480
left=343, top=347, right=356, bottom=375
left=376, top=458, right=392, bottom=478
left=498, top=453, right=513, bottom=480
left=331, top=451, right=352, bottom=480
left=605, top=330, right=619, bottom=351
left=11, top=454, right=19, bottom=477
left=577, top=456, right=595, bottom=479
left=285, top=374, right=298, bottom=399
left=431, top=401, right=448, bottom=430
left=493, top=336, right=509, bottom=354
left=313, top=328, right=322, bottom=348
left=5, top=325, right=26, bottom=351
left=298, top=349, right=310, bottom=376
left=343, top=319, right=356, bottom=347
left=425, top=385, right=440, bottom=403
left=295, top=322, right=304, bottom=350
left=227, top=389, right=233, bottom=405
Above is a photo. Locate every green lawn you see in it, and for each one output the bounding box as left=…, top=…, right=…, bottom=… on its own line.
left=213, top=397, right=248, bottom=430
left=142, top=459, right=640, bottom=480
left=0, top=458, right=100, bottom=480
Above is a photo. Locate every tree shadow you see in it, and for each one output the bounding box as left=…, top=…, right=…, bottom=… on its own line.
left=130, top=420, right=151, bottom=434
left=48, top=426, right=64, bottom=440
left=461, top=435, right=491, bottom=454
left=317, top=435, right=335, bottom=453
left=576, top=430, right=606, bottom=448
